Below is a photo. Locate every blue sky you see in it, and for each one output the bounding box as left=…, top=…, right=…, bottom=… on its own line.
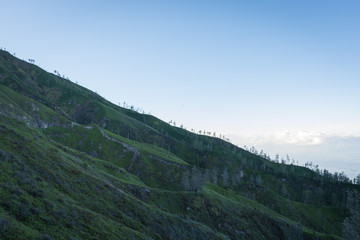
left=1, top=0, right=360, bottom=178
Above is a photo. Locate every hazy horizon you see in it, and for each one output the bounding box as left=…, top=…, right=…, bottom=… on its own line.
left=2, top=0, right=359, bottom=178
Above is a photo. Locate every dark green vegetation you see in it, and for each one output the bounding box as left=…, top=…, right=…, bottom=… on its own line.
left=0, top=50, right=359, bottom=240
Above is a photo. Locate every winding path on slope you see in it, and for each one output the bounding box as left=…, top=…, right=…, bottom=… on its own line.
left=97, top=127, right=140, bottom=171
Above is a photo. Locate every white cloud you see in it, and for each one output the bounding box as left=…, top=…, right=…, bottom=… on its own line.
left=229, top=130, right=360, bottom=146
left=227, top=130, right=360, bottom=179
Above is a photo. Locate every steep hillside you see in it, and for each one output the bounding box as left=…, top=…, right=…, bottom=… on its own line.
left=0, top=49, right=359, bottom=240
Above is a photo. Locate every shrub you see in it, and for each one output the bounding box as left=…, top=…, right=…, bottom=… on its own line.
left=39, top=234, right=54, bottom=240
left=16, top=202, right=31, bottom=221
left=0, top=216, right=12, bottom=236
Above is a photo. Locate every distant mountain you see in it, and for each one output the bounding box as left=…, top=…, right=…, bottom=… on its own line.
left=0, top=49, right=359, bottom=240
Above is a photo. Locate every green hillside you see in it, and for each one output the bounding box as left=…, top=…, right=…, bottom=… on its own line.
left=0, top=49, right=359, bottom=240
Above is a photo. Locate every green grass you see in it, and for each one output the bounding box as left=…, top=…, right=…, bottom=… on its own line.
left=103, top=128, right=189, bottom=166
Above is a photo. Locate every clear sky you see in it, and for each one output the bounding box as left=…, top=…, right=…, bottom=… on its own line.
left=1, top=0, right=360, bottom=178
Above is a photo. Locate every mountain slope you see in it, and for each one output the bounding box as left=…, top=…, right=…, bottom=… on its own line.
left=0, top=49, right=359, bottom=240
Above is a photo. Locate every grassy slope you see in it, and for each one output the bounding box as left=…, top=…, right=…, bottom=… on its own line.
left=0, top=117, right=342, bottom=240
left=0, top=117, right=221, bottom=240
left=1, top=49, right=359, bottom=239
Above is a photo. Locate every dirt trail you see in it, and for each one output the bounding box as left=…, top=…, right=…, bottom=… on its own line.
left=97, top=127, right=140, bottom=170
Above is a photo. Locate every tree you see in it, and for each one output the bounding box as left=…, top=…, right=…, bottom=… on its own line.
left=191, top=167, right=202, bottom=190
left=181, top=171, right=190, bottom=190
left=281, top=184, right=288, bottom=197
left=260, top=150, right=264, bottom=157
left=342, top=191, right=360, bottom=240
left=211, top=168, right=218, bottom=185
left=232, top=169, right=244, bottom=185
left=221, top=167, right=229, bottom=186
left=256, top=175, right=262, bottom=185
left=286, top=154, right=290, bottom=164
left=353, top=174, right=360, bottom=185
left=274, top=154, right=279, bottom=163
left=338, top=171, right=350, bottom=183
left=249, top=174, right=254, bottom=183
left=202, top=169, right=210, bottom=184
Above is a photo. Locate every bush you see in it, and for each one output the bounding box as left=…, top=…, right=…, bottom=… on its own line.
left=0, top=148, right=11, bottom=162
left=15, top=201, right=31, bottom=221
left=39, top=234, right=54, bottom=240
left=0, top=216, right=12, bottom=236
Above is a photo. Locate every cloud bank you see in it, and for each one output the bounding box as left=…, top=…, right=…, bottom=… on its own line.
left=230, top=130, right=360, bottom=146
left=228, top=130, right=360, bottom=179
